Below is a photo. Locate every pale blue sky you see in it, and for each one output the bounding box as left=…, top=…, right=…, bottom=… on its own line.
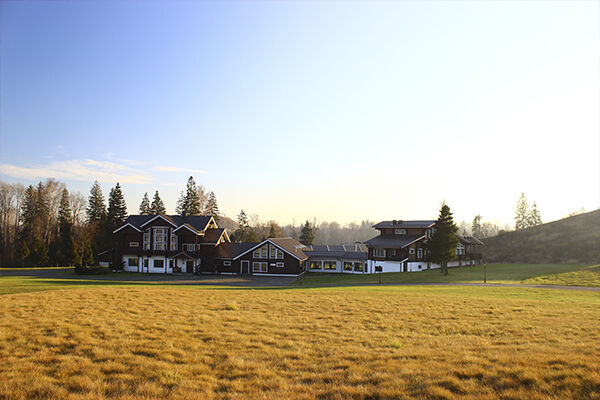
left=1, top=1, right=598, bottom=225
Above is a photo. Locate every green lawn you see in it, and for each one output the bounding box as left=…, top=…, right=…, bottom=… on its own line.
left=299, top=263, right=600, bottom=287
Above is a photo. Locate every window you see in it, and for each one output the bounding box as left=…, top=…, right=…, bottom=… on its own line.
left=276, top=262, right=284, bottom=268
left=153, top=228, right=167, bottom=250
left=343, top=262, right=353, bottom=271
left=387, top=249, right=396, bottom=257
left=170, top=231, right=177, bottom=251
left=323, top=261, right=336, bottom=270
left=184, top=243, right=196, bottom=252
left=128, top=258, right=138, bottom=267
left=409, top=248, right=415, bottom=254
left=417, top=248, right=423, bottom=258
left=253, top=245, right=268, bottom=259
left=269, top=245, right=284, bottom=259
left=143, top=229, right=150, bottom=250
left=129, top=241, right=139, bottom=247
left=309, top=261, right=322, bottom=270
left=354, top=262, right=364, bottom=272
left=373, top=248, right=385, bottom=257
left=426, top=228, right=434, bottom=239
left=456, top=244, right=465, bottom=255
left=154, top=259, right=164, bottom=268
left=223, top=260, right=231, bottom=267
left=252, top=262, right=268, bottom=272
left=394, top=229, right=406, bottom=235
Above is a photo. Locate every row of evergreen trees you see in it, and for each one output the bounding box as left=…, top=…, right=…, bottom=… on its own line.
left=230, top=209, right=318, bottom=245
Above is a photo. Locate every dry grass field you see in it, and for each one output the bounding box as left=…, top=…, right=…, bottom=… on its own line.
left=1, top=285, right=599, bottom=399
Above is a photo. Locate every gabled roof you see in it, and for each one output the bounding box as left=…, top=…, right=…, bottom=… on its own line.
left=304, top=244, right=368, bottom=260
left=115, top=214, right=215, bottom=233
left=373, top=220, right=436, bottom=229
left=364, top=234, right=424, bottom=248
left=233, top=237, right=309, bottom=261
left=201, top=228, right=229, bottom=244
left=173, top=223, right=202, bottom=235
left=215, top=242, right=258, bottom=259
left=456, top=235, right=484, bottom=246
left=112, top=223, right=142, bottom=234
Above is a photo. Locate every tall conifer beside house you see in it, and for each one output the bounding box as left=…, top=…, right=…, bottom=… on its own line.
left=107, top=183, right=127, bottom=231
left=514, top=193, right=529, bottom=230
left=139, top=192, right=151, bottom=215
left=299, top=220, right=317, bottom=245
left=428, top=202, right=459, bottom=276
left=206, top=191, right=219, bottom=222
left=150, top=191, right=166, bottom=214
left=87, top=181, right=107, bottom=223
left=176, top=176, right=207, bottom=216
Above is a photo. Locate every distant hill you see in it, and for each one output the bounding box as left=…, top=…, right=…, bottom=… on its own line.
left=483, top=209, right=600, bottom=264
left=217, top=215, right=239, bottom=234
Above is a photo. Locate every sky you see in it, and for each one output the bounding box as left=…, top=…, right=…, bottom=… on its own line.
left=1, top=1, right=599, bottom=226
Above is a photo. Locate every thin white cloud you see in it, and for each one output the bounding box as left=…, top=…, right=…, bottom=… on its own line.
left=153, top=166, right=207, bottom=174
left=0, top=159, right=153, bottom=184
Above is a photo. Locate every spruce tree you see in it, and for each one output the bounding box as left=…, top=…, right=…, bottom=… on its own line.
left=57, top=188, right=76, bottom=266
left=86, top=181, right=107, bottom=223
left=528, top=202, right=542, bottom=227
left=20, top=185, right=36, bottom=243
left=139, top=192, right=151, bottom=215
left=514, top=193, right=529, bottom=230
left=299, top=220, right=317, bottom=245
left=107, top=183, right=127, bottom=230
left=206, top=191, right=219, bottom=222
left=176, top=176, right=207, bottom=216
left=472, top=214, right=482, bottom=238
left=427, top=202, right=459, bottom=276
left=150, top=191, right=166, bottom=215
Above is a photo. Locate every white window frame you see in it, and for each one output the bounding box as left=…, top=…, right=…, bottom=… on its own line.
left=128, top=257, right=139, bottom=267
left=309, top=261, right=322, bottom=270
left=323, top=261, right=336, bottom=270
left=276, top=262, right=284, bottom=268
left=374, top=248, right=385, bottom=257
left=143, top=229, right=150, bottom=250
left=129, top=241, right=139, bottom=247
left=252, top=262, right=268, bottom=272
left=387, top=249, right=396, bottom=257
left=354, top=262, right=364, bottom=272
left=153, top=259, right=164, bottom=269
left=170, top=231, right=177, bottom=251
left=456, top=244, right=465, bottom=255
left=394, top=228, right=406, bottom=235
left=153, top=228, right=167, bottom=250
left=409, top=248, right=415, bottom=254
left=417, top=248, right=423, bottom=258
left=253, top=245, right=268, bottom=259
left=223, top=260, right=232, bottom=266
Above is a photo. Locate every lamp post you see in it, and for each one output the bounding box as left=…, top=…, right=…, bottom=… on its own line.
left=483, top=262, right=487, bottom=284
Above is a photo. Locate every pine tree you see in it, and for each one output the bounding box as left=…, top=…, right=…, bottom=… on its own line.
left=20, top=185, right=36, bottom=243
left=86, top=181, right=107, bottom=223
left=528, top=202, right=542, bottom=227
left=472, top=214, right=482, bottom=238
left=427, top=202, right=459, bottom=276
left=107, top=183, right=127, bottom=230
left=299, top=220, right=317, bottom=245
left=139, top=192, right=151, bottom=215
left=514, top=193, right=529, bottom=230
left=150, top=191, right=166, bottom=215
left=176, top=176, right=205, bottom=216
left=17, top=241, right=30, bottom=267
left=206, top=191, right=219, bottom=222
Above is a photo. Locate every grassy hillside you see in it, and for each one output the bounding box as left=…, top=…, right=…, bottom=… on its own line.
left=483, top=209, right=600, bottom=264
left=0, top=286, right=598, bottom=399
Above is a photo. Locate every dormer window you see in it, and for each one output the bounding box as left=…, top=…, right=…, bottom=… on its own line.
left=394, top=229, right=406, bottom=235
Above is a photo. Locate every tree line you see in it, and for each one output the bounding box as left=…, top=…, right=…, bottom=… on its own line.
left=0, top=176, right=220, bottom=267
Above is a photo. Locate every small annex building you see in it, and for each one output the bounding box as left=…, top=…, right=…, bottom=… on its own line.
left=303, top=244, right=368, bottom=274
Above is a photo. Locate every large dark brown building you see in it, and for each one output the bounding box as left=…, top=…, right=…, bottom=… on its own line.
left=365, top=220, right=482, bottom=272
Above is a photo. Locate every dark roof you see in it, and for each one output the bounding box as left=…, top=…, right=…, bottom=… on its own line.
left=117, top=215, right=213, bottom=233
left=456, top=235, right=484, bottom=246
left=373, top=220, right=436, bottom=229
left=202, top=228, right=226, bottom=243
left=304, top=244, right=368, bottom=260
left=364, top=234, right=424, bottom=248
left=269, top=238, right=310, bottom=260
left=215, top=242, right=258, bottom=259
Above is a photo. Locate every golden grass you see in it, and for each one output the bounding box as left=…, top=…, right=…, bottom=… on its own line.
left=0, top=286, right=599, bottom=399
